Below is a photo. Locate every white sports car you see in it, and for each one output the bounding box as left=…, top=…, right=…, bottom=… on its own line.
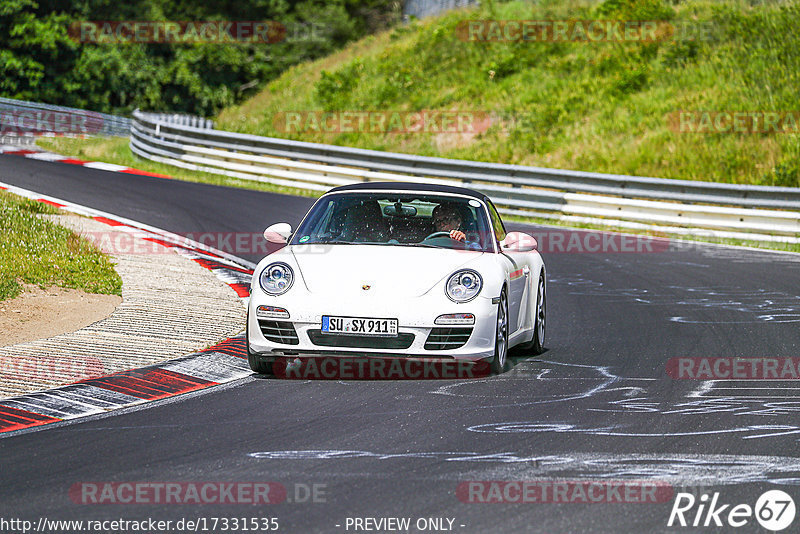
left=247, top=182, right=546, bottom=375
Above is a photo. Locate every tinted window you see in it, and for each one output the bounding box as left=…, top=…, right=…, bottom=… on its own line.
left=291, top=193, right=493, bottom=252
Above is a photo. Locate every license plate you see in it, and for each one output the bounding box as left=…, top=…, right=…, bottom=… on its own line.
left=321, top=316, right=398, bottom=337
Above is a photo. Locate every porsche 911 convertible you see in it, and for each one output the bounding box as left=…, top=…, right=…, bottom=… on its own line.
left=247, top=182, right=546, bottom=375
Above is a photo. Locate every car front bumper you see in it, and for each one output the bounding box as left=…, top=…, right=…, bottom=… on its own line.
left=247, top=291, right=499, bottom=362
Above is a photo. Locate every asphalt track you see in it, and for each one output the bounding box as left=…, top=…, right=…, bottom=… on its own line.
left=1, top=154, right=800, bottom=533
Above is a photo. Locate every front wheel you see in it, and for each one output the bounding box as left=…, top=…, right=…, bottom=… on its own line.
left=519, top=273, right=546, bottom=354
left=246, top=310, right=273, bottom=374
left=490, top=290, right=509, bottom=374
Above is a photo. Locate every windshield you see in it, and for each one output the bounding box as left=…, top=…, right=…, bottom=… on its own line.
left=291, top=192, right=494, bottom=252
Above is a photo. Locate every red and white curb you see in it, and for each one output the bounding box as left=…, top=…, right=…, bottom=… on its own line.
left=0, top=144, right=172, bottom=179
left=0, top=336, right=251, bottom=433
left=0, top=179, right=258, bottom=435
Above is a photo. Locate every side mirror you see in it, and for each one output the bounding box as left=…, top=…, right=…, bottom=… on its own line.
left=501, top=232, right=537, bottom=252
left=264, top=222, right=293, bottom=244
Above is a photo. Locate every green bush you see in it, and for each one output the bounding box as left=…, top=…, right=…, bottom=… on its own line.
left=0, top=0, right=401, bottom=116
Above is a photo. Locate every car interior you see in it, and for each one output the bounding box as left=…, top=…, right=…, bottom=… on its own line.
left=335, top=198, right=481, bottom=245
left=297, top=194, right=490, bottom=250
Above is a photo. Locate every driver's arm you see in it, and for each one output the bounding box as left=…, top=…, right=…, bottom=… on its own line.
left=449, top=230, right=466, bottom=241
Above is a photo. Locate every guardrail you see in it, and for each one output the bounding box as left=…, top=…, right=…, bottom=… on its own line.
left=0, top=97, right=131, bottom=137
left=403, top=0, right=478, bottom=19
left=130, top=110, right=800, bottom=243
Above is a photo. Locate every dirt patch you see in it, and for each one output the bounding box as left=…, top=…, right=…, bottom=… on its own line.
left=0, top=285, right=121, bottom=347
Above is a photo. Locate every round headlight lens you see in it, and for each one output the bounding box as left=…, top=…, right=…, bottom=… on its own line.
left=259, top=262, right=294, bottom=295
left=446, top=270, right=482, bottom=302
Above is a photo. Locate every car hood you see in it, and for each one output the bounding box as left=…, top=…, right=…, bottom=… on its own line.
left=290, top=244, right=482, bottom=297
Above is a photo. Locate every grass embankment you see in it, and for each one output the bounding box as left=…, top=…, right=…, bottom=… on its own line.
left=0, top=191, right=122, bottom=301
left=217, top=0, right=800, bottom=187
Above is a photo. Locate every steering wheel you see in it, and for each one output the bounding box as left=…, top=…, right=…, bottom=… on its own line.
left=423, top=231, right=452, bottom=240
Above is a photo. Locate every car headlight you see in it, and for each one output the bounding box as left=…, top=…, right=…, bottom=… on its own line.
left=259, top=262, right=294, bottom=295
left=445, top=270, right=482, bottom=302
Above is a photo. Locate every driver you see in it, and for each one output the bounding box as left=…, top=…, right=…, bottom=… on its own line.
left=431, top=203, right=467, bottom=241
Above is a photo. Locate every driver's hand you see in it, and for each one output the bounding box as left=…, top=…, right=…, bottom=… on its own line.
left=449, top=230, right=466, bottom=241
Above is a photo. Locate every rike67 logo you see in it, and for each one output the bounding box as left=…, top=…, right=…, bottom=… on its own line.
left=668, top=490, right=795, bottom=530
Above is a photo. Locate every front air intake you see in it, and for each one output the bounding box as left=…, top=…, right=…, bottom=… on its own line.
left=424, top=327, right=473, bottom=350
left=258, top=320, right=299, bottom=345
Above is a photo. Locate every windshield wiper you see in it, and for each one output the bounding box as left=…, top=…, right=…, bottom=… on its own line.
left=397, top=242, right=440, bottom=248
left=300, top=239, right=360, bottom=245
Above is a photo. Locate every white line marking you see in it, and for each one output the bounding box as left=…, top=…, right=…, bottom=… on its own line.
left=82, top=161, right=129, bottom=171
left=24, top=152, right=67, bottom=161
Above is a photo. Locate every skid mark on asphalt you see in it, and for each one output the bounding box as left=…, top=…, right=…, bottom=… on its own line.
left=551, top=275, right=800, bottom=323
left=481, top=452, right=800, bottom=486
left=246, top=450, right=800, bottom=485
left=431, top=359, right=621, bottom=403
left=696, top=246, right=800, bottom=265
left=468, top=421, right=800, bottom=440
left=238, top=360, right=800, bottom=484
left=432, top=358, right=800, bottom=443
left=250, top=450, right=551, bottom=462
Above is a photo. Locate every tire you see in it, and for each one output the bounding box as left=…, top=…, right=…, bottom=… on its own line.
left=532, top=272, right=546, bottom=354
left=519, top=272, right=546, bottom=354
left=246, top=310, right=273, bottom=374
left=490, top=289, right=510, bottom=374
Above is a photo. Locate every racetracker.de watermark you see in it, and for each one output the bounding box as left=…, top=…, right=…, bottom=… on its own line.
left=0, top=110, right=104, bottom=135
left=69, top=482, right=287, bottom=504
left=273, top=356, right=491, bottom=380
left=272, top=109, right=800, bottom=137
left=0, top=355, right=104, bottom=382
left=80, top=231, right=276, bottom=255
left=68, top=21, right=287, bottom=44
left=0, top=517, right=279, bottom=534
left=455, top=20, right=716, bottom=42
left=667, top=357, right=800, bottom=380
left=273, top=111, right=494, bottom=134
left=456, top=480, right=673, bottom=503
left=669, top=111, right=800, bottom=134
left=525, top=231, right=676, bottom=254
left=79, top=230, right=704, bottom=255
